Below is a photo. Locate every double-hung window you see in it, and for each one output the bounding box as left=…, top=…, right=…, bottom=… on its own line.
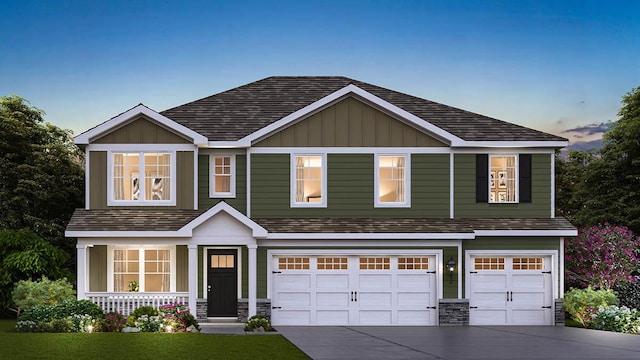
left=375, top=154, right=410, bottom=207
left=210, top=155, right=236, bottom=198
left=489, top=155, right=517, bottom=203
left=110, top=151, right=175, bottom=205
left=291, top=154, right=326, bottom=207
left=111, top=247, right=174, bottom=292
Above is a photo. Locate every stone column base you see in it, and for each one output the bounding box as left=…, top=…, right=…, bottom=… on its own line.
left=237, top=298, right=272, bottom=322
left=439, top=299, right=469, bottom=326
left=555, top=298, right=565, bottom=326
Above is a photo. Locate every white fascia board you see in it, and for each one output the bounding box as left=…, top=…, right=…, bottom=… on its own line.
left=452, top=141, right=569, bottom=148
left=207, top=140, right=251, bottom=148
left=474, top=229, right=578, bottom=237
left=261, top=239, right=462, bottom=248
left=239, top=84, right=463, bottom=146
left=75, top=104, right=208, bottom=145
left=65, top=231, right=192, bottom=238
left=181, top=201, right=268, bottom=238
left=266, top=232, right=475, bottom=240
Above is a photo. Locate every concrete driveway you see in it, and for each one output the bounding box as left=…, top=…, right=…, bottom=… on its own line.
left=277, top=326, right=640, bottom=360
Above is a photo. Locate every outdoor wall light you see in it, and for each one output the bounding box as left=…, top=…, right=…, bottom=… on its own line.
left=446, top=258, right=456, bottom=284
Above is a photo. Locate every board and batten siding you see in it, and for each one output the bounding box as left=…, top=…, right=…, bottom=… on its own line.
left=87, top=151, right=194, bottom=209
left=93, top=116, right=191, bottom=144
left=255, top=97, right=446, bottom=147
left=454, top=153, right=551, bottom=218
left=250, top=153, right=450, bottom=218
left=198, top=154, right=247, bottom=214
left=89, top=245, right=107, bottom=292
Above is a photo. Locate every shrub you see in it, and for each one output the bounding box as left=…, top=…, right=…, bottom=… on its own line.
left=565, top=287, right=618, bottom=326
left=48, top=318, right=72, bottom=333
left=100, top=312, right=127, bottom=332
left=135, top=315, right=163, bottom=332
left=127, top=306, right=158, bottom=327
left=159, top=303, right=199, bottom=332
left=593, top=305, right=640, bottom=334
left=11, top=277, right=75, bottom=316
left=614, top=281, right=640, bottom=310
left=15, top=320, right=37, bottom=333
left=244, top=314, right=273, bottom=332
left=59, top=300, right=104, bottom=319
left=68, top=314, right=97, bottom=333
left=18, top=299, right=104, bottom=325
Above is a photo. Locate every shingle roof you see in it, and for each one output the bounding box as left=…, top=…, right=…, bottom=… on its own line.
left=160, top=76, right=566, bottom=143
left=66, top=208, right=575, bottom=233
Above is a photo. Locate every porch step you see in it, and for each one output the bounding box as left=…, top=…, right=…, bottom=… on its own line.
left=201, top=317, right=242, bottom=324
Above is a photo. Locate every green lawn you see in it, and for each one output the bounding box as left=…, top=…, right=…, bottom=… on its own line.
left=0, top=320, right=309, bottom=360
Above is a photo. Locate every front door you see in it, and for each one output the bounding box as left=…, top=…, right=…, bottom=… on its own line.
left=207, top=249, right=238, bottom=317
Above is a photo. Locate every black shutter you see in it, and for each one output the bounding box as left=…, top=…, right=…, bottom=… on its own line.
left=519, top=154, right=532, bottom=203
left=476, top=154, right=488, bottom=203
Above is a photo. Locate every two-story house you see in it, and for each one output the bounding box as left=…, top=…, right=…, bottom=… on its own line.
left=65, top=76, right=576, bottom=326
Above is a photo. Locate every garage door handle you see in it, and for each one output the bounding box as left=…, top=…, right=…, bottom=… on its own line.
left=510, top=291, right=513, bottom=302
left=354, top=291, right=358, bottom=302
left=350, top=291, right=354, bottom=302
left=542, top=306, right=551, bottom=309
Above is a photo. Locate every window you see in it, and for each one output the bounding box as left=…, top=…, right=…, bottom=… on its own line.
left=210, top=155, right=235, bottom=198
left=359, top=257, right=390, bottom=270
left=398, top=257, right=429, bottom=270
left=474, top=257, right=505, bottom=270
left=110, top=152, right=174, bottom=205
left=512, top=257, right=543, bottom=270
left=375, top=155, right=410, bottom=207
left=278, top=257, right=310, bottom=270
left=112, top=248, right=173, bottom=292
left=489, top=155, right=517, bottom=203
left=291, top=155, right=326, bottom=207
left=318, top=257, right=348, bottom=270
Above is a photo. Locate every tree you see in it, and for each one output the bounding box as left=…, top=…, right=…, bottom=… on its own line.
left=574, top=87, right=640, bottom=233
left=555, top=149, right=596, bottom=225
left=565, top=224, right=640, bottom=290
left=0, top=95, right=84, bottom=255
left=0, top=229, right=71, bottom=316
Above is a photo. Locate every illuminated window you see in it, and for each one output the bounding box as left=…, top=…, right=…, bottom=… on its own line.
left=360, top=257, right=390, bottom=270
left=513, top=257, right=543, bottom=270
left=375, top=155, right=410, bottom=207
left=210, top=155, right=235, bottom=197
left=318, top=257, right=348, bottom=270
left=278, top=257, right=310, bottom=270
left=398, top=257, right=430, bottom=270
left=474, top=257, right=505, bottom=270
left=113, top=248, right=172, bottom=292
left=111, top=152, right=173, bottom=205
left=292, top=155, right=326, bottom=207
left=489, top=155, right=517, bottom=203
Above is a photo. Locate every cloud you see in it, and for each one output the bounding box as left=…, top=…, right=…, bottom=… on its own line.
left=561, top=122, right=614, bottom=136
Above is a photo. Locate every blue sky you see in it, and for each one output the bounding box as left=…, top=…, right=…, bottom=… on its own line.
left=1, top=0, right=638, bottom=145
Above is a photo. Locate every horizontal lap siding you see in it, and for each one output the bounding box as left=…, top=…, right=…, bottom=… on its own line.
left=198, top=155, right=247, bottom=213
left=251, top=154, right=449, bottom=217
left=454, top=154, right=551, bottom=218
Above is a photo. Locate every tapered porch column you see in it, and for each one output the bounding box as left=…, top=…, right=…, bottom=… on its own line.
left=247, top=244, right=257, bottom=317
left=188, top=244, right=198, bottom=317
left=76, top=243, right=88, bottom=299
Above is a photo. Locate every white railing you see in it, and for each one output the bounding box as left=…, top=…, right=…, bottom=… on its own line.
left=86, top=292, right=189, bottom=316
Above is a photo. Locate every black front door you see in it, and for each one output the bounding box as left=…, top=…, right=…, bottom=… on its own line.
left=207, top=249, right=238, bottom=317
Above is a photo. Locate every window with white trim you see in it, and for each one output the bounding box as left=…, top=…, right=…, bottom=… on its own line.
left=210, top=155, right=235, bottom=197
left=111, top=152, right=174, bottom=205
left=489, top=155, right=517, bottom=203
left=375, top=154, right=410, bottom=207
left=291, top=154, right=326, bottom=207
left=112, top=248, right=173, bottom=292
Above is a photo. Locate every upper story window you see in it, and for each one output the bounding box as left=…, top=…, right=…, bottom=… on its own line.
left=489, top=155, right=517, bottom=203
left=109, top=151, right=175, bottom=206
left=210, top=155, right=236, bottom=198
left=291, top=154, right=326, bottom=207
left=375, top=154, right=410, bottom=207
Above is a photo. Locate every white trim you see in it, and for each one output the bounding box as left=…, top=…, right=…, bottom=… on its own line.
left=266, top=248, right=444, bottom=302
left=488, top=154, right=519, bottom=204
left=207, top=140, right=251, bottom=148
left=374, top=154, right=411, bottom=208
left=290, top=154, right=327, bottom=208
left=454, top=141, right=568, bottom=148
left=266, top=232, right=474, bottom=240
left=251, top=147, right=451, bottom=154
left=106, top=244, right=176, bottom=293
left=184, top=202, right=267, bottom=238
left=246, top=149, right=251, bottom=218
left=85, top=151, right=90, bottom=210
left=106, top=150, right=177, bottom=207
left=551, top=153, right=555, bottom=218
left=260, top=239, right=463, bottom=248
left=193, top=148, right=199, bottom=210
left=86, top=143, right=196, bottom=152
left=187, top=244, right=197, bottom=317
left=202, top=246, right=243, bottom=300
left=474, top=229, right=577, bottom=237
left=560, top=237, right=565, bottom=298
left=67, top=231, right=191, bottom=238
left=76, top=244, right=88, bottom=299
left=75, top=104, right=208, bottom=145
left=449, top=152, right=454, bottom=219
left=209, top=154, right=237, bottom=198
left=247, top=244, right=257, bottom=317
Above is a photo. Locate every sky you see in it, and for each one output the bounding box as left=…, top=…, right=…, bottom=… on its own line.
left=1, top=0, right=638, bottom=147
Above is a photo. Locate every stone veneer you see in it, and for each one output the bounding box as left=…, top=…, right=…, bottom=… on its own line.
left=196, top=299, right=207, bottom=321
left=237, top=299, right=272, bottom=321
left=438, top=298, right=469, bottom=326
left=555, top=298, right=565, bottom=326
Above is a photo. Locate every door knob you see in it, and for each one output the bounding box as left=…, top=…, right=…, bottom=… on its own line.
left=207, top=285, right=212, bottom=292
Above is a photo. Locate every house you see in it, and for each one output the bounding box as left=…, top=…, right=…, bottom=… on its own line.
left=65, top=76, right=577, bottom=326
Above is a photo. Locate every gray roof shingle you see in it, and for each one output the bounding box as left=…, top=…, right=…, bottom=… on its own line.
left=160, top=76, right=566, bottom=143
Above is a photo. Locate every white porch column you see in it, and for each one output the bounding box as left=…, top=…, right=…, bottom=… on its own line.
left=76, top=243, right=88, bottom=299
left=188, top=244, right=198, bottom=317
left=247, top=244, right=257, bottom=317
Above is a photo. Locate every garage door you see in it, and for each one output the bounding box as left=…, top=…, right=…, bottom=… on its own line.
left=271, top=255, right=438, bottom=326
left=469, top=255, right=553, bottom=325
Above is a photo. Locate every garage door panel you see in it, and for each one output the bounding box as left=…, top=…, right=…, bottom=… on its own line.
left=512, top=309, right=550, bottom=325
left=397, top=274, right=431, bottom=288
left=279, top=274, right=311, bottom=289
left=471, top=309, right=508, bottom=325
left=512, top=291, right=546, bottom=307
left=398, top=292, right=432, bottom=306
left=278, top=292, right=311, bottom=306
left=472, top=274, right=507, bottom=290
left=511, top=274, right=546, bottom=289
left=358, top=292, right=392, bottom=306
left=316, top=310, right=349, bottom=325
left=359, top=310, right=391, bottom=325
left=398, top=310, right=432, bottom=325
left=316, top=292, right=350, bottom=306
left=358, top=274, right=391, bottom=288
left=316, top=274, right=350, bottom=288
left=278, top=311, right=311, bottom=325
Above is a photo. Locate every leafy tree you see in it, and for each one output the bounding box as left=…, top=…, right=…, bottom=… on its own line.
left=565, top=224, right=640, bottom=290
left=12, top=277, right=75, bottom=316
left=574, top=87, right=640, bottom=233
left=0, top=229, right=71, bottom=316
left=0, top=95, right=84, bottom=254
left=555, top=149, right=596, bottom=224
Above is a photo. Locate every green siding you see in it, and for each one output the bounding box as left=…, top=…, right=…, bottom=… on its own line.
left=176, top=245, right=188, bottom=292
left=251, top=153, right=450, bottom=217
left=454, top=154, right=551, bottom=218
left=89, top=245, right=107, bottom=292
left=442, top=247, right=458, bottom=299
left=198, top=155, right=247, bottom=213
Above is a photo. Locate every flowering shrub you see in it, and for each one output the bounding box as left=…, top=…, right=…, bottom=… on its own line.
left=127, top=306, right=158, bottom=327
left=135, top=315, right=163, bottom=332
left=565, top=287, right=618, bottom=326
left=592, top=305, right=640, bottom=334
left=565, top=224, right=640, bottom=290
left=15, top=320, right=37, bottom=333
left=69, top=314, right=96, bottom=333
left=244, top=315, right=273, bottom=332
left=100, top=312, right=127, bottom=332
left=159, top=302, right=199, bottom=332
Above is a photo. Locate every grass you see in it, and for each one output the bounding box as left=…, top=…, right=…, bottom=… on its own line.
left=0, top=320, right=309, bottom=360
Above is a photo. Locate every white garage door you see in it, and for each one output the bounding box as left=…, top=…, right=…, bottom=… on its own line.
left=271, top=255, right=438, bottom=326
left=469, top=255, right=553, bottom=325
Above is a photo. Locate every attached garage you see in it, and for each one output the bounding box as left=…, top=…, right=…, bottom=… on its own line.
left=467, top=253, right=554, bottom=325
left=270, top=252, right=439, bottom=326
